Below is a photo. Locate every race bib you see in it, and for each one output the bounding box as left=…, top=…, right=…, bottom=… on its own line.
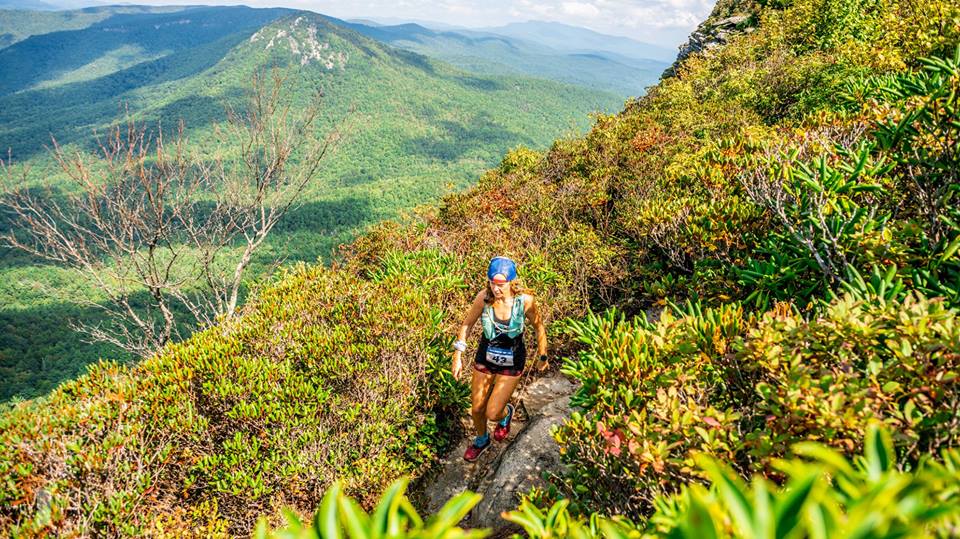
left=485, top=345, right=515, bottom=367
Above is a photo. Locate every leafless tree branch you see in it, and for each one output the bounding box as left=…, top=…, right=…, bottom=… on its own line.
left=0, top=68, right=344, bottom=357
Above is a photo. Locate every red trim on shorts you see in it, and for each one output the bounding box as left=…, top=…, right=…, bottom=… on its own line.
left=474, top=363, right=523, bottom=377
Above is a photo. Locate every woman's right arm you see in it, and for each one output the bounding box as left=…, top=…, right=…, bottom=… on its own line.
left=452, top=291, right=486, bottom=379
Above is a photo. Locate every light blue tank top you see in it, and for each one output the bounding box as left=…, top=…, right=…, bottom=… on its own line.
left=481, top=294, right=527, bottom=340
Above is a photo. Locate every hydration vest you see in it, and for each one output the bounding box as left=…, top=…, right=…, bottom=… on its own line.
left=481, top=294, right=527, bottom=340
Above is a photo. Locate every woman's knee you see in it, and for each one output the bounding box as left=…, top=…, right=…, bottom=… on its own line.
left=471, top=400, right=487, bottom=417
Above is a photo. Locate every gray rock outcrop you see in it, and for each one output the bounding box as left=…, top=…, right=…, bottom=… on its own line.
left=417, top=372, right=578, bottom=532
left=662, top=13, right=755, bottom=78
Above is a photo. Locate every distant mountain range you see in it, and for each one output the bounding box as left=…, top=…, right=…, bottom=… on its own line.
left=336, top=18, right=670, bottom=98
left=350, top=17, right=677, bottom=62
left=0, top=4, right=673, bottom=98
left=0, top=0, right=98, bottom=10
left=477, top=21, right=676, bottom=62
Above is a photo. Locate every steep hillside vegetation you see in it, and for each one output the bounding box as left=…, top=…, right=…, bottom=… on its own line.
left=2, top=0, right=959, bottom=536
left=0, top=9, right=622, bottom=403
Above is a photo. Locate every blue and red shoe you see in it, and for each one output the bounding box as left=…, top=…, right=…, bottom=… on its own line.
left=493, top=403, right=515, bottom=442
left=464, top=433, right=491, bottom=462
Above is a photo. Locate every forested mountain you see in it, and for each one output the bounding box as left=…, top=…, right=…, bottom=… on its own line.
left=0, top=7, right=623, bottom=402
left=0, top=5, right=192, bottom=49
left=335, top=18, right=670, bottom=98
left=0, top=7, right=289, bottom=96
left=2, top=0, right=959, bottom=536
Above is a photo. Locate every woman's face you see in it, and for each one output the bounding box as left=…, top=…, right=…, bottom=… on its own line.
left=489, top=277, right=510, bottom=299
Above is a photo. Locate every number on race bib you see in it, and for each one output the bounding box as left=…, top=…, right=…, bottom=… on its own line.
left=485, top=345, right=515, bottom=367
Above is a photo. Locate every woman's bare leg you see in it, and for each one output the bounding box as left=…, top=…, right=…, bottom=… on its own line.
left=484, top=374, right=522, bottom=423
left=470, top=368, right=497, bottom=436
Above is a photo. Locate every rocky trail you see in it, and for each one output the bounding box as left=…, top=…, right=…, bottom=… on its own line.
left=415, top=371, right=579, bottom=532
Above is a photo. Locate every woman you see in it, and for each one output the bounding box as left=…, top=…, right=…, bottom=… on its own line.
left=451, top=256, right=548, bottom=462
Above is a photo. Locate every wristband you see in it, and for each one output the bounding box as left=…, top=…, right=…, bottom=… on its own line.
left=453, top=340, right=467, bottom=352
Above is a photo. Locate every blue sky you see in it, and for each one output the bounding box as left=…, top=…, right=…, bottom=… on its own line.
left=121, top=0, right=714, bottom=48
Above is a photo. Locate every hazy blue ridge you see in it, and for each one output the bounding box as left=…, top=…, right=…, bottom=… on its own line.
left=331, top=16, right=668, bottom=98
left=477, top=20, right=677, bottom=62
left=0, top=0, right=59, bottom=10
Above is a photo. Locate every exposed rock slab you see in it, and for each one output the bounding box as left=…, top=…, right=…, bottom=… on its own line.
left=662, top=10, right=755, bottom=78
left=418, top=372, right=578, bottom=531
left=468, top=394, right=573, bottom=528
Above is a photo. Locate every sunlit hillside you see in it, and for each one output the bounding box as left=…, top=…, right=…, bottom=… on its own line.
left=0, top=8, right=623, bottom=402
left=1, top=0, right=959, bottom=536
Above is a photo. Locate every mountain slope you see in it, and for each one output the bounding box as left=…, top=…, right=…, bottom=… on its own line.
left=2, top=0, right=960, bottom=536
left=0, top=5, right=193, bottom=49
left=0, top=9, right=624, bottom=402
left=0, top=6, right=292, bottom=95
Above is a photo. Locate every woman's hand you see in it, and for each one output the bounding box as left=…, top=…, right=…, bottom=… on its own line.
left=451, top=351, right=463, bottom=379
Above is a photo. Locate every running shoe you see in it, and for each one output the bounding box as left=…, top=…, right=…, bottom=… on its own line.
left=493, top=403, right=515, bottom=442
left=464, top=434, right=492, bottom=462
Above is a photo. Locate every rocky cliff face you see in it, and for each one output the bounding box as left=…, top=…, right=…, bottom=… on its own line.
left=249, top=15, right=349, bottom=68
left=662, top=0, right=758, bottom=78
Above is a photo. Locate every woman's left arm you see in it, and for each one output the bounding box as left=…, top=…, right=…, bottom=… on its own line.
left=526, top=296, right=548, bottom=369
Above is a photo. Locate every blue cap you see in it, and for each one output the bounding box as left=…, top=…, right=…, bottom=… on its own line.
left=487, top=256, right=517, bottom=283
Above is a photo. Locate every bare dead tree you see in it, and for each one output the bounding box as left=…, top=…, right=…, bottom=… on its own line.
left=647, top=203, right=694, bottom=274
left=0, top=69, right=343, bottom=357
left=740, top=158, right=847, bottom=284
left=737, top=123, right=886, bottom=287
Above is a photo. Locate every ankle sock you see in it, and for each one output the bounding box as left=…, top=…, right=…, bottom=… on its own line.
left=499, top=404, right=514, bottom=427
left=474, top=433, right=490, bottom=447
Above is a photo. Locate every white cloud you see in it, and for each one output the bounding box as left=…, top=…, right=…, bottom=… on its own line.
left=121, top=0, right=716, bottom=47
left=561, top=1, right=601, bottom=17
left=502, top=0, right=713, bottom=39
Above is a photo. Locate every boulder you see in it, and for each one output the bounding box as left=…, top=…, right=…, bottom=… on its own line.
left=714, top=15, right=751, bottom=28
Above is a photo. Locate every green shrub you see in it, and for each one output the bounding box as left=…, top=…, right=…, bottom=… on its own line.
left=550, top=291, right=960, bottom=519
left=860, top=47, right=960, bottom=305
left=553, top=304, right=753, bottom=517
left=654, top=426, right=960, bottom=537
left=744, top=291, right=960, bottom=462
left=257, top=428, right=960, bottom=538
left=507, top=427, right=960, bottom=538
left=0, top=256, right=470, bottom=536
left=255, top=477, right=487, bottom=539
left=737, top=142, right=893, bottom=309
